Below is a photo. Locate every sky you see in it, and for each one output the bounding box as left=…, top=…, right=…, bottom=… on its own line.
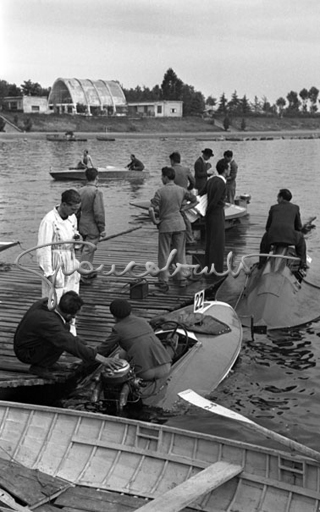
left=1, top=0, right=320, bottom=104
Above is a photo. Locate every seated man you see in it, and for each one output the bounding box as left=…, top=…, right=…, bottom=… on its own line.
left=126, top=154, right=145, bottom=171
left=259, top=188, right=307, bottom=269
left=98, top=299, right=171, bottom=381
left=14, top=291, right=121, bottom=379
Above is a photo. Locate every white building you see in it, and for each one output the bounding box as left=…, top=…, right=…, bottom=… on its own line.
left=2, top=96, right=48, bottom=114
left=127, top=101, right=183, bottom=117
left=48, top=78, right=127, bottom=115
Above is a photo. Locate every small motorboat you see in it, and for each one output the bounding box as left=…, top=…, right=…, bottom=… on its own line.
left=216, top=244, right=320, bottom=331
left=96, top=136, right=116, bottom=141
left=0, top=240, right=19, bottom=252
left=62, top=299, right=242, bottom=414
left=46, top=134, right=88, bottom=142
left=0, top=399, right=319, bottom=512
left=49, top=166, right=149, bottom=181
left=130, top=193, right=250, bottom=231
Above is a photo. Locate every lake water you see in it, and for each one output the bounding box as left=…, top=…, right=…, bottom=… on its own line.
left=1, top=132, right=320, bottom=452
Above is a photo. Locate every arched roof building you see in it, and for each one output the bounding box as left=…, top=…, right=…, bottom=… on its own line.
left=48, top=78, right=127, bottom=115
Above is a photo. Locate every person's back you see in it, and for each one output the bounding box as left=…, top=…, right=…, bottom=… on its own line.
left=155, top=183, right=187, bottom=232
left=79, top=184, right=105, bottom=237
left=266, top=201, right=302, bottom=245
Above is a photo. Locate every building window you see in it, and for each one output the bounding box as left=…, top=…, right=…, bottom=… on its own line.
left=31, top=106, right=40, bottom=112
left=157, top=105, right=162, bottom=114
left=170, top=108, right=177, bottom=113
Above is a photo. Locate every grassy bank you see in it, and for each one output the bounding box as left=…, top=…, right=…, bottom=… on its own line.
left=3, top=112, right=320, bottom=133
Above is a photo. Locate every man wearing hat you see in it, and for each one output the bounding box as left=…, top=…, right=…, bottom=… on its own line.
left=194, top=148, right=214, bottom=193
left=98, top=299, right=172, bottom=381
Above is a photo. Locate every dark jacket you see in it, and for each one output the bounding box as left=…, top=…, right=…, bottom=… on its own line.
left=194, top=157, right=212, bottom=192
left=98, top=315, right=171, bottom=375
left=265, top=201, right=303, bottom=245
left=14, top=298, right=96, bottom=363
left=201, top=176, right=226, bottom=215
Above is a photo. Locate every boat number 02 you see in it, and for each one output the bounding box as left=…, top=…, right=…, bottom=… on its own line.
left=194, top=290, right=205, bottom=312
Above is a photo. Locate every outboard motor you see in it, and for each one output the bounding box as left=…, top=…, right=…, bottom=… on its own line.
left=93, top=359, right=141, bottom=412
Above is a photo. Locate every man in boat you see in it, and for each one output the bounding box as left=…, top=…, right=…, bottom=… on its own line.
left=194, top=148, right=215, bottom=193
left=223, top=150, right=238, bottom=204
left=14, top=291, right=122, bottom=379
left=149, top=166, right=198, bottom=292
left=259, top=188, right=307, bottom=269
left=37, top=189, right=82, bottom=303
left=199, top=159, right=229, bottom=274
left=98, top=299, right=171, bottom=381
left=78, top=168, right=106, bottom=284
left=126, top=154, right=145, bottom=171
left=169, top=151, right=196, bottom=246
left=77, top=149, right=93, bottom=169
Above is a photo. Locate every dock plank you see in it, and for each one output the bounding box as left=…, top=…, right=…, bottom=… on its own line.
left=0, top=210, right=259, bottom=393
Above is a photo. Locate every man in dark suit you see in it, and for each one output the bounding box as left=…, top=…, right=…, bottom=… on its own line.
left=194, top=148, right=214, bottom=193
left=200, top=159, right=229, bottom=274
left=259, top=189, right=307, bottom=268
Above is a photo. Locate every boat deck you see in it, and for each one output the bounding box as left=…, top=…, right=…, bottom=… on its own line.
left=0, top=209, right=263, bottom=397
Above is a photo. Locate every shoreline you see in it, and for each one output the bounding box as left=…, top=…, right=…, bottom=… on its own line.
left=2, top=128, right=320, bottom=141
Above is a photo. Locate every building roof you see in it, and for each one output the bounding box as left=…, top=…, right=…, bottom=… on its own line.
left=48, top=78, right=126, bottom=108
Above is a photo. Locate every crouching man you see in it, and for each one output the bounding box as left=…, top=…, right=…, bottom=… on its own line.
left=14, top=291, right=122, bottom=379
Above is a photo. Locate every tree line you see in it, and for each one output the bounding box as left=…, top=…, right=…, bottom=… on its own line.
left=1, top=69, right=320, bottom=117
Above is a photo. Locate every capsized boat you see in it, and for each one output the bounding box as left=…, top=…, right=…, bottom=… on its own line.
left=62, top=299, right=242, bottom=414
left=0, top=240, right=19, bottom=252
left=216, top=245, right=320, bottom=331
left=49, top=166, right=149, bottom=181
left=0, top=400, right=319, bottom=512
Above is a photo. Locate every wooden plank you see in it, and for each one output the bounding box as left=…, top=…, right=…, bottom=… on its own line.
left=55, top=486, right=147, bottom=511
left=135, top=461, right=243, bottom=512
left=0, top=458, right=71, bottom=508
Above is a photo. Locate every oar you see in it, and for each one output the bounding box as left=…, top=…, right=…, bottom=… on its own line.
left=178, top=389, right=320, bottom=463
left=99, top=224, right=142, bottom=242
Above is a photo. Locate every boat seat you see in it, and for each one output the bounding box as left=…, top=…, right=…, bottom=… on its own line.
left=135, top=461, right=243, bottom=512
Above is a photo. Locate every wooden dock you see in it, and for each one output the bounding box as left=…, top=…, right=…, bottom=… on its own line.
left=0, top=208, right=263, bottom=397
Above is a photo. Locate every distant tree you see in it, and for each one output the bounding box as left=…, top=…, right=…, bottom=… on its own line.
left=299, top=88, right=309, bottom=112
left=276, top=97, right=286, bottom=117
left=286, top=91, right=300, bottom=112
left=217, top=93, right=228, bottom=114
left=0, top=117, right=6, bottom=131
left=228, top=90, right=240, bottom=113
left=240, top=118, right=246, bottom=131
left=251, top=96, right=262, bottom=114
left=181, top=84, right=205, bottom=116
left=309, top=86, right=319, bottom=113
left=150, top=84, right=162, bottom=100
left=223, top=115, right=230, bottom=131
left=21, top=80, right=42, bottom=96
left=239, top=95, right=251, bottom=115
left=261, top=96, right=272, bottom=114
left=206, top=95, right=217, bottom=106
left=161, top=68, right=183, bottom=100
left=8, top=83, right=22, bottom=96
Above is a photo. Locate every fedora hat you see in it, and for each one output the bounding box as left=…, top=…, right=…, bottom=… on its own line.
left=202, top=148, right=214, bottom=157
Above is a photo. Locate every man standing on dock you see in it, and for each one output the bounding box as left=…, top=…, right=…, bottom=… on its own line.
left=169, top=151, right=196, bottom=246
left=149, top=166, right=198, bottom=292
left=194, top=148, right=214, bottom=193
left=223, top=150, right=238, bottom=204
left=78, top=168, right=106, bottom=284
left=200, top=159, right=229, bottom=274
left=37, top=189, right=82, bottom=302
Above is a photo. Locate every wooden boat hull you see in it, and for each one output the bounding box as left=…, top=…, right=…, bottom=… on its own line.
left=50, top=166, right=149, bottom=181
left=0, top=241, right=19, bottom=252
left=0, top=400, right=319, bottom=512
left=143, top=301, right=242, bottom=411
left=216, top=250, right=320, bottom=330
